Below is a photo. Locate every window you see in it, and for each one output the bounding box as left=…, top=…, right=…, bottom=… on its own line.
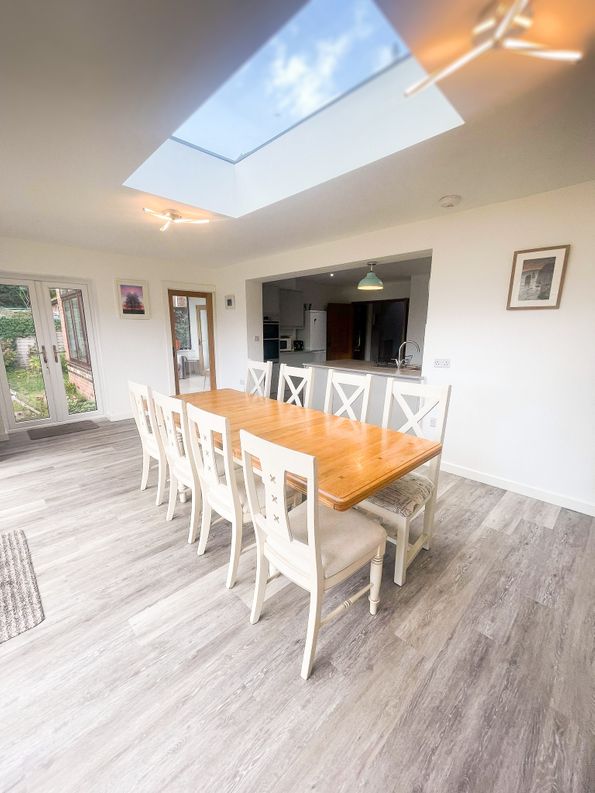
left=172, top=0, right=407, bottom=162
left=61, top=290, right=90, bottom=366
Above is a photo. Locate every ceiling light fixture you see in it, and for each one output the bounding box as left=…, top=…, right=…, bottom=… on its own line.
left=143, top=207, right=210, bottom=232
left=329, top=273, right=335, bottom=277
left=405, top=0, right=582, bottom=98
left=439, top=194, right=462, bottom=208
left=357, top=262, right=384, bottom=291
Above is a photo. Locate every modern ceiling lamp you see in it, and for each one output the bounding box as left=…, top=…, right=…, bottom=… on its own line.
left=357, top=262, right=384, bottom=291
left=143, top=207, right=210, bottom=232
left=404, top=0, right=583, bottom=97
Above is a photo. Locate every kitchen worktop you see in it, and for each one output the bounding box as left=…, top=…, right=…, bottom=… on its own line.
left=309, top=359, right=424, bottom=381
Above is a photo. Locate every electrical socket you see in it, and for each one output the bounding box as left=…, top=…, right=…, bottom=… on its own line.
left=434, top=358, right=451, bottom=368
left=429, top=417, right=437, bottom=428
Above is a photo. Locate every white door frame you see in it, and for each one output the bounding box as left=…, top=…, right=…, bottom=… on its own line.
left=0, top=275, right=104, bottom=431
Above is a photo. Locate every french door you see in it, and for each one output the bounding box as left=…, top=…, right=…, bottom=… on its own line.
left=0, top=277, right=102, bottom=430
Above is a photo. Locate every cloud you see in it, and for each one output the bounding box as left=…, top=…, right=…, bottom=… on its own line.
left=268, top=33, right=352, bottom=118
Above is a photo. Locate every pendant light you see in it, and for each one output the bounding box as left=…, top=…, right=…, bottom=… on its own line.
left=357, top=262, right=384, bottom=291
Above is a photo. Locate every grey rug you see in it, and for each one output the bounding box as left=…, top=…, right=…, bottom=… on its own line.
left=0, top=530, right=44, bottom=643
left=27, top=420, right=98, bottom=440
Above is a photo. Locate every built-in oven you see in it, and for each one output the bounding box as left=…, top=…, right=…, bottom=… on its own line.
left=263, top=321, right=279, bottom=361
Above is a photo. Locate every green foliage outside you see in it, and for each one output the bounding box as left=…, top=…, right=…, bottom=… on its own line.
left=0, top=312, right=36, bottom=340
left=6, top=368, right=49, bottom=420
left=174, top=307, right=191, bottom=349
left=0, top=285, right=31, bottom=310
left=1, top=338, right=17, bottom=370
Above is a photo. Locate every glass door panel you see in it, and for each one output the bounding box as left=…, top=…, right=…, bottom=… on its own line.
left=0, top=282, right=53, bottom=425
left=48, top=288, right=98, bottom=415
left=168, top=291, right=216, bottom=395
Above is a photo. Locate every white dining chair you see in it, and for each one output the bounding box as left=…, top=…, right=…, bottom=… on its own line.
left=186, top=403, right=262, bottom=589
left=357, top=380, right=451, bottom=586
left=241, top=429, right=386, bottom=680
left=246, top=359, right=273, bottom=398
left=277, top=363, right=313, bottom=407
left=128, top=381, right=167, bottom=506
left=152, top=392, right=202, bottom=544
left=323, top=369, right=372, bottom=422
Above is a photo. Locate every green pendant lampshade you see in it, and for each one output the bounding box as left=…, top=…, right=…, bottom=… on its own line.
left=357, top=262, right=384, bottom=290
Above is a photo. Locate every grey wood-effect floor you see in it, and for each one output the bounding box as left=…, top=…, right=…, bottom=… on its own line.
left=0, top=420, right=593, bottom=793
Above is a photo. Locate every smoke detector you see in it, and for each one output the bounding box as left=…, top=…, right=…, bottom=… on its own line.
left=439, top=194, right=462, bottom=208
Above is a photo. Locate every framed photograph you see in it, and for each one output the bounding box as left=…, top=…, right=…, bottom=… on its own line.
left=224, top=294, right=235, bottom=310
left=507, top=245, right=570, bottom=310
left=115, top=280, right=150, bottom=319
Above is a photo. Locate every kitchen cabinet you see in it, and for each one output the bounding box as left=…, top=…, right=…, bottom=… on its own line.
left=279, top=288, right=303, bottom=328
left=262, top=284, right=279, bottom=319
left=279, top=350, right=326, bottom=367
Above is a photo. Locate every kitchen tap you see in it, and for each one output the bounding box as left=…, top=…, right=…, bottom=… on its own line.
left=394, top=340, right=420, bottom=369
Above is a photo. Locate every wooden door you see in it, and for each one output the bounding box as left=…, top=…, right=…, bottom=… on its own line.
left=326, top=303, right=354, bottom=360
left=168, top=290, right=216, bottom=395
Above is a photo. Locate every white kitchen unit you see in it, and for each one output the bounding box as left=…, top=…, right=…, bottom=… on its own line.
left=302, top=310, right=326, bottom=351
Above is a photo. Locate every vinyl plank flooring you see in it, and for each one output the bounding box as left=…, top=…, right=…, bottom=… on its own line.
left=0, top=421, right=592, bottom=793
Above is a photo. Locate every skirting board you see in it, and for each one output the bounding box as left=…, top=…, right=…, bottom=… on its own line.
left=441, top=461, right=595, bottom=518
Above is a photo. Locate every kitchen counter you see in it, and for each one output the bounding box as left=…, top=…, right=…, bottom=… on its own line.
left=309, top=359, right=424, bottom=381
left=279, top=349, right=324, bottom=355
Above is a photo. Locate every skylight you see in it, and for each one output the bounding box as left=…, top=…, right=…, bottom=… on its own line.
left=172, top=0, right=408, bottom=163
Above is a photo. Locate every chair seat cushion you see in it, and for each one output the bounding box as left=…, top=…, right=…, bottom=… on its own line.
left=366, top=472, right=434, bottom=518
left=288, top=502, right=386, bottom=579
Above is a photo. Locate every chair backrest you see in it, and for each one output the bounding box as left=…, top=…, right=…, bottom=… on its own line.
left=128, top=381, right=159, bottom=447
left=277, top=364, right=313, bottom=408
left=323, top=369, right=371, bottom=422
left=186, top=403, right=241, bottom=518
left=246, top=359, right=273, bottom=398
left=382, top=379, right=451, bottom=484
left=152, top=391, right=193, bottom=479
left=241, top=429, right=321, bottom=588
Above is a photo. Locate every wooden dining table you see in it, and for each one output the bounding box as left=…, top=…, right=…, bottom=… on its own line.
left=179, top=388, right=441, bottom=512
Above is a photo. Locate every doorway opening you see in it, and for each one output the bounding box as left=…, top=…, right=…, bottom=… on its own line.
left=168, top=290, right=216, bottom=394
left=0, top=278, right=101, bottom=430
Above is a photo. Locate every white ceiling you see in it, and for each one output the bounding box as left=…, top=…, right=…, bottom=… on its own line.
left=290, top=256, right=433, bottom=286
left=1, top=0, right=594, bottom=268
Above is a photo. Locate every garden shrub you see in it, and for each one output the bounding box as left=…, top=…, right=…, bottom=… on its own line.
left=0, top=312, right=36, bottom=340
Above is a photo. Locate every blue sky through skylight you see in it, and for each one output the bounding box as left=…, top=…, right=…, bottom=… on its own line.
left=173, top=0, right=407, bottom=162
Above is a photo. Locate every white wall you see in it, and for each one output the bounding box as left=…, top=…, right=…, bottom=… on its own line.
left=407, top=273, right=430, bottom=365
left=0, top=236, right=215, bottom=421
left=211, top=181, right=595, bottom=515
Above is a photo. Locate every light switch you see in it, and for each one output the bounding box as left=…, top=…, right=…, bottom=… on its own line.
left=434, top=359, right=451, bottom=368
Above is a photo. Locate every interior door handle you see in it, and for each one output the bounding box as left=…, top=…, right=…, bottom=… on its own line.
left=52, top=344, right=58, bottom=363
left=41, top=345, right=48, bottom=364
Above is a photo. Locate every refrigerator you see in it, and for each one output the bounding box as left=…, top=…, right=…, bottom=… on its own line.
left=303, top=310, right=326, bottom=351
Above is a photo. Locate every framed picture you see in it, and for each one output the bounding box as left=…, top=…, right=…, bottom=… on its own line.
left=224, top=294, right=235, bottom=310
left=115, top=280, right=150, bottom=319
left=506, top=245, right=570, bottom=310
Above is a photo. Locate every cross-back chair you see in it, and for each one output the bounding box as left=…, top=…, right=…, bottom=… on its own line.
left=246, top=359, right=273, bottom=398
left=186, top=403, right=261, bottom=589
left=128, top=381, right=167, bottom=506
left=323, top=369, right=371, bottom=422
left=358, top=379, right=451, bottom=585
left=277, top=363, right=313, bottom=408
left=241, top=429, right=386, bottom=680
left=152, top=392, right=201, bottom=544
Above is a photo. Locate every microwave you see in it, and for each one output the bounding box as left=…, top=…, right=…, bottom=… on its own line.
left=279, top=337, right=292, bottom=351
